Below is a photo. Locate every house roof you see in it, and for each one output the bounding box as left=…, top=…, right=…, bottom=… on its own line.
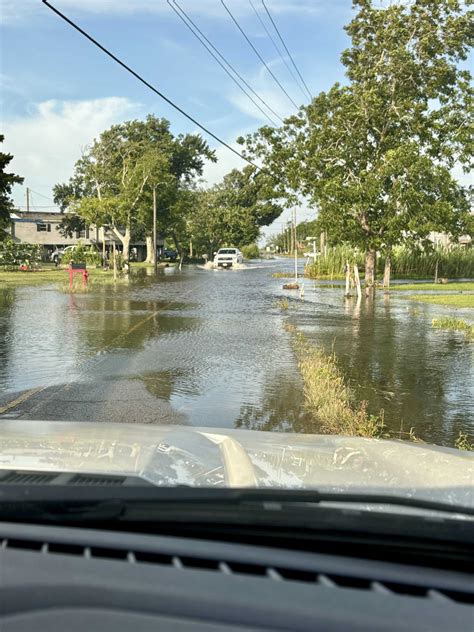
left=12, top=210, right=63, bottom=222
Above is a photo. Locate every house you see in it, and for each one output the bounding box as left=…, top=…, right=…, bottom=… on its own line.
left=10, top=211, right=97, bottom=254
left=428, top=230, right=472, bottom=248
left=8, top=211, right=163, bottom=261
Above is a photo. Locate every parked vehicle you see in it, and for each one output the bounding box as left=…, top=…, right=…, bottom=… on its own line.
left=50, top=245, right=76, bottom=265
left=213, top=248, right=244, bottom=268
left=159, top=248, right=178, bottom=261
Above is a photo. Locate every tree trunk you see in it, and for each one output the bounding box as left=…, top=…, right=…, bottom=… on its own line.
left=383, top=251, right=391, bottom=289
left=353, top=264, right=362, bottom=300
left=145, top=235, right=154, bottom=263
left=172, top=232, right=182, bottom=259
left=320, top=231, right=326, bottom=255
left=364, top=249, right=376, bottom=290
left=122, top=227, right=131, bottom=262
left=111, top=225, right=131, bottom=262
left=344, top=261, right=351, bottom=297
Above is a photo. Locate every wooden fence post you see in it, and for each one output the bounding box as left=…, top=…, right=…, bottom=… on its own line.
left=344, top=261, right=351, bottom=297
left=354, top=264, right=362, bottom=300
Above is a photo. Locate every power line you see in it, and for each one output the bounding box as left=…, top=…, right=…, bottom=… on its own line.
left=29, top=188, right=55, bottom=203
left=168, top=1, right=279, bottom=126
left=41, top=0, right=260, bottom=171
left=261, top=0, right=312, bottom=101
left=248, top=0, right=307, bottom=101
left=172, top=0, right=284, bottom=125
left=17, top=205, right=59, bottom=209
left=220, top=0, right=299, bottom=111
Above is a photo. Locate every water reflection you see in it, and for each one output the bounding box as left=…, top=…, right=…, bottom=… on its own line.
left=132, top=369, right=202, bottom=401
left=295, top=285, right=473, bottom=445
left=235, top=370, right=311, bottom=434
left=0, top=288, right=15, bottom=393
left=0, top=262, right=472, bottom=446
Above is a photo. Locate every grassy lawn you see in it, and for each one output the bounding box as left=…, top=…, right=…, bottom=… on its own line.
left=0, top=267, right=121, bottom=288
left=306, top=280, right=474, bottom=292
left=0, top=261, right=179, bottom=289
left=130, top=261, right=177, bottom=268
left=391, top=282, right=474, bottom=292
left=0, top=268, right=68, bottom=287
left=406, top=294, right=474, bottom=308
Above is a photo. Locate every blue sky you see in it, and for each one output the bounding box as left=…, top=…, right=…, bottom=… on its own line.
left=1, top=0, right=355, bottom=235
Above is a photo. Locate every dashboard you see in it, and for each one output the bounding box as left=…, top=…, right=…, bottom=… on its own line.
left=0, top=521, right=472, bottom=631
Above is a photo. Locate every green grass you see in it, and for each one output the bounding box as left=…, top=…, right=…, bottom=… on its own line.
left=0, top=269, right=71, bottom=287
left=272, top=271, right=295, bottom=278
left=131, top=261, right=177, bottom=268
left=392, top=282, right=474, bottom=292
left=305, top=273, right=347, bottom=280
left=406, top=294, right=474, bottom=308
left=274, top=298, right=290, bottom=310
left=455, top=432, right=473, bottom=451
left=0, top=267, right=129, bottom=288
left=432, top=317, right=473, bottom=340
left=304, top=245, right=474, bottom=280
left=288, top=325, right=385, bottom=438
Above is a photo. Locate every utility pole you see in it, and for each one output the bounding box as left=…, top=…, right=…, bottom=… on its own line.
left=153, top=185, right=157, bottom=276
left=26, top=187, right=30, bottom=213
left=113, top=240, right=117, bottom=282
left=293, top=208, right=298, bottom=282
left=102, top=227, right=106, bottom=265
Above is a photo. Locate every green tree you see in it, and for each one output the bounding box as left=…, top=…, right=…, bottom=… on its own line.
left=187, top=166, right=282, bottom=256
left=0, top=135, right=23, bottom=237
left=54, top=116, right=215, bottom=260
left=241, top=0, right=473, bottom=287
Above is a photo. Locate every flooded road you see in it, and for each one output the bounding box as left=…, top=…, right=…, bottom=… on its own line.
left=0, top=261, right=472, bottom=446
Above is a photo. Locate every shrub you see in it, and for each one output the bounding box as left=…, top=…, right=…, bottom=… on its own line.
left=388, top=245, right=474, bottom=279
left=0, top=240, right=42, bottom=270
left=305, top=245, right=365, bottom=279
left=304, top=244, right=474, bottom=280
left=61, top=243, right=102, bottom=266
left=241, top=243, right=260, bottom=259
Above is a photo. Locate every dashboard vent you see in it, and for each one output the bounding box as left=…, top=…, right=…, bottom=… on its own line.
left=68, top=474, right=127, bottom=486
left=0, top=472, right=58, bottom=485
left=1, top=537, right=472, bottom=605
left=0, top=470, right=150, bottom=486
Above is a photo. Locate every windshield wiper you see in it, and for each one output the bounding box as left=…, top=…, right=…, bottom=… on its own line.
left=1, top=485, right=473, bottom=517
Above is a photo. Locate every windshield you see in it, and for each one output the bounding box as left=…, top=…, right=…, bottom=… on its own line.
left=0, top=0, right=472, bottom=512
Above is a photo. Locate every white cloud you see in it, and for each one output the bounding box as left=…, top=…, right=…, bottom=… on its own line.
left=225, top=52, right=308, bottom=124
left=201, top=141, right=250, bottom=186
left=2, top=97, right=142, bottom=207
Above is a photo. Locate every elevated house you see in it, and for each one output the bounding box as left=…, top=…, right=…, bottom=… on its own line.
left=7, top=210, right=163, bottom=261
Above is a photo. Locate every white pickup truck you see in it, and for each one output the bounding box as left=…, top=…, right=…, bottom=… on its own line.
left=213, top=248, right=244, bottom=268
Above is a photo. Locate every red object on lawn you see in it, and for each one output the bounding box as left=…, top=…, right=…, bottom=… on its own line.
left=68, top=262, right=88, bottom=289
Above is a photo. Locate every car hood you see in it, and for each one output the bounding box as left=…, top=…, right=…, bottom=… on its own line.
left=0, top=420, right=472, bottom=508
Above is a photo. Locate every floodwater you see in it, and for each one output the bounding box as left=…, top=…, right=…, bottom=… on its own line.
left=0, top=260, right=472, bottom=447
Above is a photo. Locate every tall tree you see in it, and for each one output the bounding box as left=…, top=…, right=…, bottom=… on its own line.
left=187, top=166, right=283, bottom=256
left=241, top=0, right=473, bottom=287
left=54, top=116, right=215, bottom=260
left=0, top=135, right=23, bottom=237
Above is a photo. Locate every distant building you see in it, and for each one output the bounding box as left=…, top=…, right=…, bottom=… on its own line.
left=428, top=231, right=472, bottom=248
left=428, top=210, right=473, bottom=248
left=10, top=211, right=97, bottom=251
left=7, top=210, right=164, bottom=261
